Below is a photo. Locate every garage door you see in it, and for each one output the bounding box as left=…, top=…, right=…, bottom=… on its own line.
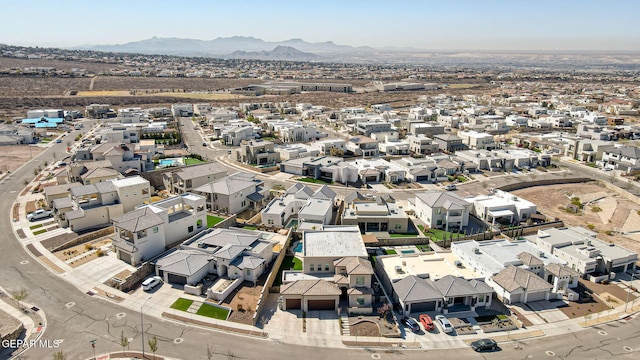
left=416, top=175, right=429, bottom=182
left=509, top=294, right=521, bottom=304
left=411, top=301, right=436, bottom=313
left=365, top=176, right=378, bottom=183
left=167, top=273, right=187, bottom=285
left=526, top=291, right=546, bottom=303
left=308, top=299, right=335, bottom=311
left=118, top=251, right=132, bottom=264
left=286, top=299, right=301, bottom=310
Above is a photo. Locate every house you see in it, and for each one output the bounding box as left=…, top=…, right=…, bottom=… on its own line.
left=564, top=139, right=615, bottom=162
left=274, top=143, right=320, bottom=160
left=279, top=156, right=358, bottom=183
left=44, top=182, right=83, bottom=208
left=112, top=193, right=207, bottom=266
left=341, top=192, right=409, bottom=233
left=261, top=183, right=336, bottom=228
left=464, top=189, right=537, bottom=226
left=410, top=123, right=445, bottom=137
left=171, top=104, right=194, bottom=117
left=192, top=172, right=265, bottom=214
left=391, top=275, right=494, bottom=314
left=533, top=227, right=637, bottom=277
left=601, top=146, right=640, bottom=173
left=233, top=139, right=280, bottom=166
left=81, top=142, right=154, bottom=174
left=222, top=125, right=257, bottom=146
left=348, top=158, right=406, bottom=184
left=458, top=131, right=496, bottom=150
left=489, top=266, right=554, bottom=304
left=355, top=121, right=393, bottom=137
left=154, top=228, right=275, bottom=286
left=311, top=138, right=347, bottom=156
left=391, top=157, right=445, bottom=183
left=414, top=191, right=471, bottom=231
left=347, top=136, right=379, bottom=157
left=162, top=163, right=227, bottom=194
left=53, top=176, right=151, bottom=232
left=280, top=227, right=373, bottom=313
left=433, top=134, right=465, bottom=152
left=407, top=134, right=439, bottom=155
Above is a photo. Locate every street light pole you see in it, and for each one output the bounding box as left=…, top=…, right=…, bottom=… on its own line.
left=625, top=273, right=638, bottom=313
left=141, top=297, right=151, bottom=358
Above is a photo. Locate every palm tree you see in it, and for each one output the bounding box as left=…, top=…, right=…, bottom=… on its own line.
left=119, top=331, right=129, bottom=356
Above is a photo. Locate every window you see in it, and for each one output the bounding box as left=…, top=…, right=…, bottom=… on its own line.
left=395, top=224, right=402, bottom=230
left=137, top=229, right=147, bottom=239
left=325, top=264, right=329, bottom=271
left=197, top=219, right=203, bottom=229
left=356, top=297, right=365, bottom=306
left=268, top=219, right=273, bottom=225
left=152, top=227, right=158, bottom=234
left=246, top=269, right=251, bottom=276
left=478, top=294, right=485, bottom=303
left=355, top=276, right=364, bottom=286
left=188, top=225, right=194, bottom=232
left=310, top=264, right=314, bottom=271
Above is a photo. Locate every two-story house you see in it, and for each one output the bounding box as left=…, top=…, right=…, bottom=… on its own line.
left=112, top=193, right=207, bottom=266
left=233, top=139, right=280, bottom=166
left=414, top=191, right=471, bottom=232
left=193, top=172, right=266, bottom=214
left=261, top=183, right=336, bottom=228
left=162, top=163, right=227, bottom=194
left=341, top=191, right=409, bottom=233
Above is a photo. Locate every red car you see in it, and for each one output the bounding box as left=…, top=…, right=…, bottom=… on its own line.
left=419, top=314, right=434, bottom=331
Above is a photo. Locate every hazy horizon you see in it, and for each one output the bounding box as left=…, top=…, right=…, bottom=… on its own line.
left=4, top=0, right=640, bottom=52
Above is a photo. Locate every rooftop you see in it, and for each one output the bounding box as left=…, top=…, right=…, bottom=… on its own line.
left=303, top=228, right=367, bottom=258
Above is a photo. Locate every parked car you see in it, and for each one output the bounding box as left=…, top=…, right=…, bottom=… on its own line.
left=470, top=338, right=498, bottom=352
left=444, top=184, right=456, bottom=191
left=435, top=315, right=454, bottom=333
left=401, top=317, right=420, bottom=333
left=202, top=142, right=207, bottom=146
left=419, top=314, right=434, bottom=331
left=56, top=139, right=62, bottom=143
left=142, top=276, right=163, bottom=291
left=27, top=209, right=52, bottom=222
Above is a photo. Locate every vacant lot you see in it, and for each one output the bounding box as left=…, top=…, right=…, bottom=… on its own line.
left=512, top=182, right=640, bottom=254
left=0, top=145, right=46, bottom=174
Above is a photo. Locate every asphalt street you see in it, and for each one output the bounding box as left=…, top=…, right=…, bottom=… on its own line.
left=0, top=119, right=637, bottom=359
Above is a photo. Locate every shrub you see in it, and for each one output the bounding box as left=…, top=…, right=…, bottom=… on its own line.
left=587, top=224, right=596, bottom=231
left=96, top=249, right=105, bottom=257
left=84, top=244, right=94, bottom=251
left=591, top=206, right=602, bottom=213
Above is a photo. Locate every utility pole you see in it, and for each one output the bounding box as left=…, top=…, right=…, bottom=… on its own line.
left=89, top=339, right=97, bottom=360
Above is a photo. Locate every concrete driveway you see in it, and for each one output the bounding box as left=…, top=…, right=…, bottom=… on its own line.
left=305, top=310, right=340, bottom=336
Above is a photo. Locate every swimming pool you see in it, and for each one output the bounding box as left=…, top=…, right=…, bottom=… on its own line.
left=400, top=249, right=415, bottom=254
left=294, top=241, right=303, bottom=253
left=159, top=158, right=180, bottom=166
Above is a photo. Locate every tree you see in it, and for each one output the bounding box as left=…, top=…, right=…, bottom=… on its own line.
left=119, top=331, right=129, bottom=356
left=11, top=288, right=28, bottom=309
left=377, top=303, right=391, bottom=323
left=52, top=351, right=67, bottom=360
left=148, top=336, right=158, bottom=359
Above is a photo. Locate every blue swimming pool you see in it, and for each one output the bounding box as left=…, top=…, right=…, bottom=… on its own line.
left=294, top=241, right=303, bottom=253
left=400, top=249, right=415, bottom=254
left=159, top=159, right=178, bottom=166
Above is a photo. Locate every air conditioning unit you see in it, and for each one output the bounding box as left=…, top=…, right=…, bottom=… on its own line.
left=473, top=247, right=480, bottom=254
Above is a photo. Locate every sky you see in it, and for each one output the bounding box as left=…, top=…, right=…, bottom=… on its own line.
left=3, top=0, right=639, bottom=51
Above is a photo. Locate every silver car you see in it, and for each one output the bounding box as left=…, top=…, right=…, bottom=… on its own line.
left=435, top=315, right=454, bottom=333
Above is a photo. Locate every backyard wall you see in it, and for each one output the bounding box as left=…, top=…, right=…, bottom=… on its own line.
left=110, top=261, right=154, bottom=293
left=497, top=177, right=592, bottom=192
left=51, top=226, right=114, bottom=252
left=210, top=214, right=237, bottom=229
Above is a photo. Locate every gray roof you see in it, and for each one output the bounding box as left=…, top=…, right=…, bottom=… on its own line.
left=214, top=243, right=247, bottom=260
left=94, top=181, right=117, bottom=194
left=65, top=209, right=85, bottom=220
left=156, top=250, right=210, bottom=277
left=517, top=252, right=544, bottom=267
left=173, top=163, right=226, bottom=180
left=433, top=275, right=494, bottom=297
left=246, top=192, right=264, bottom=202
left=52, top=197, right=74, bottom=209
left=193, top=173, right=256, bottom=195
left=608, top=146, right=640, bottom=160
left=196, top=228, right=259, bottom=248
left=415, top=191, right=470, bottom=209
left=70, top=184, right=99, bottom=197
left=44, top=182, right=83, bottom=197
left=491, top=265, right=552, bottom=293
left=392, top=275, right=442, bottom=302
left=112, top=207, right=164, bottom=232
left=280, top=279, right=341, bottom=296
left=111, top=238, right=137, bottom=253
left=230, top=255, right=265, bottom=270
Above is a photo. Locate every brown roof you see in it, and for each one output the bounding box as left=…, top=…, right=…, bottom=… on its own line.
left=545, top=263, right=580, bottom=278
left=491, top=265, right=552, bottom=293
left=517, top=252, right=544, bottom=267
left=361, top=234, right=379, bottom=244
left=280, top=279, right=341, bottom=296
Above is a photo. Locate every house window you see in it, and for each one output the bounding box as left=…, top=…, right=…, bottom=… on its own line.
left=188, top=225, right=194, bottom=232
left=394, top=224, right=402, bottom=230
left=197, top=219, right=203, bottom=229
left=478, top=294, right=485, bottom=303
left=242, top=200, right=246, bottom=207
left=152, top=227, right=158, bottom=234
left=246, top=269, right=251, bottom=276
left=325, top=264, right=329, bottom=271
left=310, top=264, right=314, bottom=271
left=137, top=229, right=147, bottom=239
left=268, top=219, right=273, bottom=225
left=436, top=209, right=442, bottom=215
left=356, top=297, right=365, bottom=306
left=356, top=276, right=364, bottom=286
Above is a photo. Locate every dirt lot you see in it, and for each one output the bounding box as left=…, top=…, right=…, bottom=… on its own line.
left=555, top=279, right=636, bottom=319
left=511, top=182, right=640, bottom=254
left=221, top=280, right=263, bottom=325
left=0, top=145, right=46, bottom=174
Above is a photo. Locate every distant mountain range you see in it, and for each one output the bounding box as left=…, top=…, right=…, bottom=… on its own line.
left=74, top=36, right=640, bottom=67
left=78, top=36, right=373, bottom=60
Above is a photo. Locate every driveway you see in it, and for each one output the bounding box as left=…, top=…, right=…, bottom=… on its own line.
left=305, top=310, right=340, bottom=336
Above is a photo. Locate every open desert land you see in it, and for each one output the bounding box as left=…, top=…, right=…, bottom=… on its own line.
left=0, top=145, right=46, bottom=174
left=512, top=183, right=640, bottom=254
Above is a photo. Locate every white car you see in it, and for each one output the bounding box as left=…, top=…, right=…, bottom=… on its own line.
left=435, top=315, right=454, bottom=333
left=142, top=276, right=162, bottom=291
left=444, top=184, right=456, bottom=191
left=27, top=209, right=52, bottom=222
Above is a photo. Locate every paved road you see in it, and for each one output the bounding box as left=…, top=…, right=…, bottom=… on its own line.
left=0, top=121, right=638, bottom=359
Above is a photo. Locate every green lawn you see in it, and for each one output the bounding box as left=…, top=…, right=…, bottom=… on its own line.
left=196, top=303, right=229, bottom=320
left=384, top=249, right=397, bottom=255
left=417, top=225, right=426, bottom=233
left=274, top=256, right=303, bottom=286
left=424, top=228, right=462, bottom=241
left=33, top=229, right=47, bottom=235
left=242, top=225, right=257, bottom=230
left=184, top=157, right=207, bottom=165
left=207, top=215, right=225, bottom=228
left=170, top=298, right=194, bottom=311
left=388, top=233, right=418, bottom=238
left=29, top=224, right=44, bottom=230
left=416, top=244, right=432, bottom=252
left=297, top=177, right=332, bottom=185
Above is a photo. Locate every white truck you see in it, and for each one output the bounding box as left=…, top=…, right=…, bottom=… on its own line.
left=27, top=209, right=52, bottom=222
